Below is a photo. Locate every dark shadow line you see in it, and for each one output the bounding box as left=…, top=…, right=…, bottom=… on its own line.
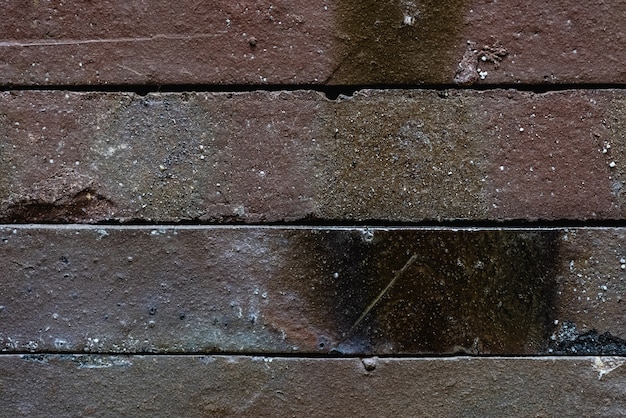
left=1, top=82, right=625, bottom=99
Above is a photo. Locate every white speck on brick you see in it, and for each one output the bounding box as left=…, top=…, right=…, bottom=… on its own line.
left=233, top=205, right=245, bottom=216
left=403, top=15, right=415, bottom=26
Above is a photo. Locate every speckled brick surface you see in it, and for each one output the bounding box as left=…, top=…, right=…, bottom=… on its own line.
left=2, top=2, right=626, bottom=416
left=1, top=1, right=624, bottom=86
left=2, top=89, right=626, bottom=223
left=2, top=225, right=626, bottom=356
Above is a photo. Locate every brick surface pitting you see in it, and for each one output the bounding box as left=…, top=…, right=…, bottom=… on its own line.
left=2, top=226, right=626, bottom=355
left=2, top=355, right=625, bottom=416
left=1, top=1, right=624, bottom=86
left=2, top=89, right=625, bottom=223
left=3, top=1, right=626, bottom=415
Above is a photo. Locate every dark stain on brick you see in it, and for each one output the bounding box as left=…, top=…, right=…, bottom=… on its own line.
left=0, top=167, right=116, bottom=223
left=548, top=321, right=626, bottom=355
left=291, top=229, right=561, bottom=354
left=331, top=0, right=466, bottom=84
left=1, top=188, right=115, bottom=223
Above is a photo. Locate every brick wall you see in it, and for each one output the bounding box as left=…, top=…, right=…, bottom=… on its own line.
left=2, top=1, right=626, bottom=416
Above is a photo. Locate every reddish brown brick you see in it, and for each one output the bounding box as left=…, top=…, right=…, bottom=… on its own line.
left=2, top=226, right=626, bottom=355
left=0, top=90, right=319, bottom=223
left=1, top=355, right=625, bottom=416
left=3, top=89, right=624, bottom=223
left=0, top=1, right=624, bottom=85
left=480, top=90, right=618, bottom=220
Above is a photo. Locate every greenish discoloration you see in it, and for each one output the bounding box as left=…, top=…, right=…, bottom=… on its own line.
left=291, top=229, right=560, bottom=354
left=89, top=93, right=219, bottom=221
left=315, top=90, right=488, bottom=221
left=330, top=0, right=467, bottom=84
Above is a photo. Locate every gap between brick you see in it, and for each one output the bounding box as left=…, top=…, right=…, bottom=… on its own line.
left=1, top=83, right=626, bottom=100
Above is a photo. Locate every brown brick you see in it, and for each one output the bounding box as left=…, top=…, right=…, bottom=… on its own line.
left=2, top=90, right=625, bottom=222
left=2, top=226, right=626, bottom=355
left=1, top=1, right=624, bottom=86
left=2, top=355, right=625, bottom=416
left=0, top=90, right=319, bottom=223
left=481, top=90, right=618, bottom=220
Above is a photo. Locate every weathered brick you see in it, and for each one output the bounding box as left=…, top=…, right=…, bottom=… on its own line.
left=1, top=90, right=625, bottom=222
left=1, top=355, right=625, bottom=416
left=2, top=226, right=626, bottom=355
left=0, top=1, right=624, bottom=85
left=0, top=90, right=319, bottom=222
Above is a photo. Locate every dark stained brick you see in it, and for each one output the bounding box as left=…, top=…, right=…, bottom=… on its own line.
left=1, top=226, right=626, bottom=355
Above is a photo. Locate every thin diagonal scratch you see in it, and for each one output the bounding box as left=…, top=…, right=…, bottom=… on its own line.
left=0, top=33, right=226, bottom=48
left=348, top=253, right=419, bottom=335
left=117, top=65, right=145, bottom=76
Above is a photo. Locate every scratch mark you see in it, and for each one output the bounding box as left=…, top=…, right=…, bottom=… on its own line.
left=0, top=33, right=226, bottom=48
left=348, top=253, right=419, bottom=335
left=235, top=384, right=267, bottom=413
left=322, top=35, right=369, bottom=85
left=290, top=102, right=315, bottom=130
left=117, top=65, right=145, bottom=77
left=275, top=390, right=287, bottom=402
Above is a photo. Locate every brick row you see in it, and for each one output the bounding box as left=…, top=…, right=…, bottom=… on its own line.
left=1, top=1, right=624, bottom=86
left=1, top=354, right=625, bottom=416
left=2, top=226, right=625, bottom=355
left=2, top=89, right=625, bottom=223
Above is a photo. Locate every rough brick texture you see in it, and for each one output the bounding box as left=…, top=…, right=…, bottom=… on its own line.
left=2, top=89, right=626, bottom=223
left=2, top=1, right=626, bottom=416
left=2, top=355, right=626, bottom=417
left=2, top=226, right=626, bottom=356
left=1, top=1, right=624, bottom=86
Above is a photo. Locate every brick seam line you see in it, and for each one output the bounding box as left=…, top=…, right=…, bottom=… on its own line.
left=3, top=352, right=625, bottom=360
left=1, top=224, right=624, bottom=231
left=2, top=84, right=626, bottom=99
left=5, top=220, right=626, bottom=228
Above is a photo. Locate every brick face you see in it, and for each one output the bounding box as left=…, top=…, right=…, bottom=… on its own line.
left=1, top=355, right=625, bottom=416
left=1, top=1, right=624, bottom=85
left=3, top=2, right=626, bottom=415
left=2, top=226, right=625, bottom=356
left=2, top=89, right=625, bottom=222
